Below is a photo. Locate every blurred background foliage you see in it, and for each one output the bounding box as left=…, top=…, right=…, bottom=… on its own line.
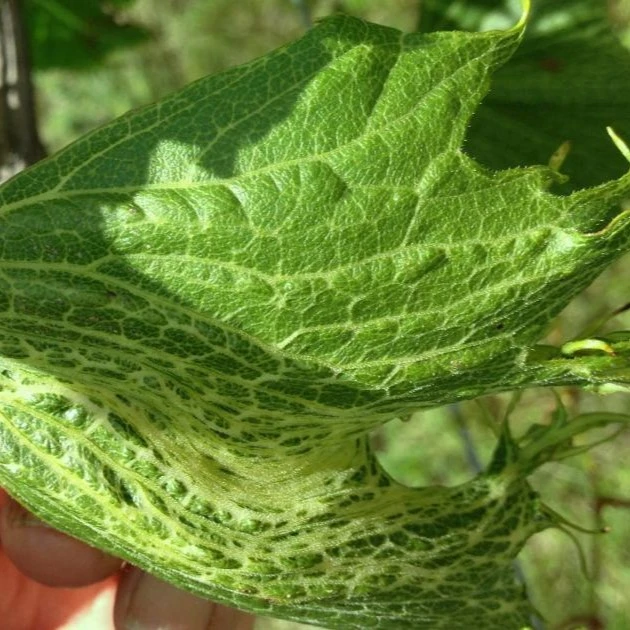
left=31, top=0, right=422, bottom=151
left=24, top=0, right=150, bottom=70
left=24, top=1, right=630, bottom=628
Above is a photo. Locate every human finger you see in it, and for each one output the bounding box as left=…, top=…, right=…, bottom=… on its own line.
left=114, top=566, right=255, bottom=630
left=0, top=495, right=123, bottom=588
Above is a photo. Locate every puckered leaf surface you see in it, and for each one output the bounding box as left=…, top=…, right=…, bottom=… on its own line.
left=0, top=14, right=629, bottom=629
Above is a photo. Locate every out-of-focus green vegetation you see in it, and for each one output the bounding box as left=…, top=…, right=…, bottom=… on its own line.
left=35, top=0, right=419, bottom=152
left=31, top=2, right=630, bottom=628
left=25, top=0, right=150, bottom=70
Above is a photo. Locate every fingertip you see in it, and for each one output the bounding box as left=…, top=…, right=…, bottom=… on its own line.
left=209, top=603, right=256, bottom=630
left=0, top=496, right=123, bottom=587
left=115, top=568, right=213, bottom=629
left=115, top=568, right=256, bottom=630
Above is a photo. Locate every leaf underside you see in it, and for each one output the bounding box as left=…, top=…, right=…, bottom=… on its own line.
left=0, top=13, right=629, bottom=629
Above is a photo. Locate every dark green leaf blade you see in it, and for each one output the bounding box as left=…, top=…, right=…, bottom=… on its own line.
left=464, top=0, right=630, bottom=190
left=25, top=0, right=149, bottom=70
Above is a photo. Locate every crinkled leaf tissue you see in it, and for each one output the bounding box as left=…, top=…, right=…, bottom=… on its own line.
left=1, top=7, right=629, bottom=630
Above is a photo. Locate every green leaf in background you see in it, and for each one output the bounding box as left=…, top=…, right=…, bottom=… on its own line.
left=1, top=11, right=630, bottom=630
left=425, top=0, right=630, bottom=190
left=25, top=0, right=150, bottom=70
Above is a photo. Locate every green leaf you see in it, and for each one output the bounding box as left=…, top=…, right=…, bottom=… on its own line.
left=1, top=13, right=630, bottom=629
left=453, top=0, right=630, bottom=190
left=25, top=0, right=149, bottom=70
